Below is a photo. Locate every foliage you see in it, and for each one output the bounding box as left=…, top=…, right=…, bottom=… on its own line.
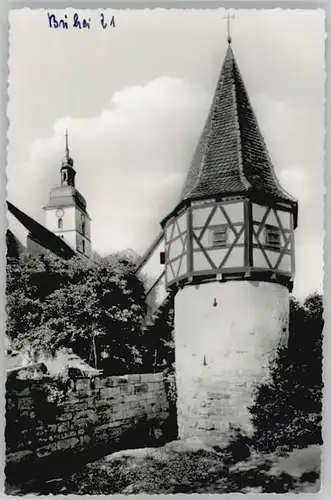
left=32, top=443, right=320, bottom=495
left=30, top=379, right=70, bottom=410
left=222, top=424, right=252, bottom=464
left=142, top=298, right=177, bottom=407
left=249, top=293, right=324, bottom=453
left=146, top=300, right=178, bottom=438
left=6, top=251, right=148, bottom=374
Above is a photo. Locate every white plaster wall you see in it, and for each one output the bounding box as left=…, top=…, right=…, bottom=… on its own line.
left=165, top=220, right=174, bottom=241
left=166, top=265, right=172, bottom=284
left=252, top=204, right=291, bottom=230
left=166, top=254, right=187, bottom=282
left=84, top=238, right=92, bottom=257
left=140, top=235, right=165, bottom=290
left=192, top=250, right=212, bottom=272
left=192, top=206, right=213, bottom=227
left=177, top=254, right=187, bottom=277
left=76, top=234, right=84, bottom=254
left=44, top=206, right=76, bottom=234
left=253, top=247, right=284, bottom=270
left=74, top=207, right=91, bottom=239
left=174, top=280, right=289, bottom=446
left=192, top=201, right=243, bottom=229
left=168, top=236, right=185, bottom=260
left=193, top=246, right=244, bottom=270
left=225, top=202, right=244, bottom=222
left=45, top=206, right=91, bottom=252
left=277, top=254, right=291, bottom=273
left=166, top=212, right=187, bottom=242
left=58, top=230, right=77, bottom=250
left=46, top=206, right=77, bottom=251
left=253, top=241, right=292, bottom=273
left=176, top=212, right=187, bottom=233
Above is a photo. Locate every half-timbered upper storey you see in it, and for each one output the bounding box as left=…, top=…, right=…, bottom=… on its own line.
left=160, top=40, right=298, bottom=292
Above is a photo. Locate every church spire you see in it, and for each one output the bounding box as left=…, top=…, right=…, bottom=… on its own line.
left=61, top=130, right=76, bottom=187
left=180, top=41, right=298, bottom=225
left=65, top=129, right=69, bottom=157
left=62, top=129, right=74, bottom=168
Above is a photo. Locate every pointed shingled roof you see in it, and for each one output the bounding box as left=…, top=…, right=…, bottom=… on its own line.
left=180, top=43, right=296, bottom=208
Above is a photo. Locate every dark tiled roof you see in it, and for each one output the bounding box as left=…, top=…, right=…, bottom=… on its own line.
left=6, top=229, right=26, bottom=259
left=181, top=43, right=296, bottom=206
left=44, top=185, right=87, bottom=213
left=7, top=201, right=76, bottom=260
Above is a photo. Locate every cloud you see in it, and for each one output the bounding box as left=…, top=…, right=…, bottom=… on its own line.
left=7, top=73, right=325, bottom=299
left=7, top=76, right=210, bottom=255
left=7, top=7, right=325, bottom=299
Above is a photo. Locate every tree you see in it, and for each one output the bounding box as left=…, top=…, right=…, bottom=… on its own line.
left=249, top=293, right=324, bottom=453
left=6, top=251, right=149, bottom=374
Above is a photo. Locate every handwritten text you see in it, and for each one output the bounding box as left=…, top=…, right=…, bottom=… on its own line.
left=47, top=12, right=116, bottom=30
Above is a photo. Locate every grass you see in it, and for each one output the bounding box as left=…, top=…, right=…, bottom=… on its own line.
left=45, top=441, right=320, bottom=495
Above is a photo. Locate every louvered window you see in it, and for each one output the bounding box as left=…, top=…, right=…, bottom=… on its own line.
left=265, top=226, right=281, bottom=249
left=211, top=225, right=228, bottom=247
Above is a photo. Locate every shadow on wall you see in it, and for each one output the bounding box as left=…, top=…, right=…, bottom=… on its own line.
left=7, top=416, right=176, bottom=494
left=5, top=372, right=178, bottom=492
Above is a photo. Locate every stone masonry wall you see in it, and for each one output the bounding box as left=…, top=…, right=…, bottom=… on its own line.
left=175, top=280, right=289, bottom=446
left=6, top=372, right=170, bottom=480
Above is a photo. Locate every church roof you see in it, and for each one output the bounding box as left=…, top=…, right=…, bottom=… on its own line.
left=180, top=43, right=297, bottom=209
left=6, top=229, right=26, bottom=259
left=44, top=186, right=87, bottom=213
left=7, top=201, right=76, bottom=260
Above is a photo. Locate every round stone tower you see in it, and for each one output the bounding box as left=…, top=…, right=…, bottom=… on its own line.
left=160, top=40, right=298, bottom=446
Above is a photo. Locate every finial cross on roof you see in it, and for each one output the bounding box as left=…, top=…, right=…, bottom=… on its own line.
left=65, top=129, right=69, bottom=156
left=63, top=129, right=74, bottom=167
left=223, top=11, right=235, bottom=43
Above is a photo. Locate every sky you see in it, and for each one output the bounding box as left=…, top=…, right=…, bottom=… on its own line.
left=7, top=8, right=325, bottom=300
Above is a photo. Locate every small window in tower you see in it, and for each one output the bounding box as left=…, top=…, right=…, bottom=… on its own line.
left=82, top=240, right=85, bottom=254
left=82, top=221, right=85, bottom=236
left=211, top=225, right=228, bottom=248
left=265, top=226, right=281, bottom=250
left=58, top=218, right=63, bottom=229
left=63, top=172, right=67, bottom=182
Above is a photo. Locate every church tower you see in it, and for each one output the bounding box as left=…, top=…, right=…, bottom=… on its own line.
left=44, top=131, right=92, bottom=257
left=161, top=38, right=298, bottom=445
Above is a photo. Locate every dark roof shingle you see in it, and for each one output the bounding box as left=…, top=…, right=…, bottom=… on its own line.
left=7, top=201, right=76, bottom=260
left=180, top=43, right=297, bottom=207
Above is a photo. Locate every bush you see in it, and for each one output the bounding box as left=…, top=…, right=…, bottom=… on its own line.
left=6, top=251, right=149, bottom=374
left=249, top=293, right=324, bottom=453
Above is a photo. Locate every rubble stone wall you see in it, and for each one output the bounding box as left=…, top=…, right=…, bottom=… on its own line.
left=6, top=372, right=170, bottom=474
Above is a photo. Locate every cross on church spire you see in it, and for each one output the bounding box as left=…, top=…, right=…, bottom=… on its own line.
left=65, top=129, right=69, bottom=159
left=62, top=129, right=74, bottom=170
left=223, top=11, right=235, bottom=44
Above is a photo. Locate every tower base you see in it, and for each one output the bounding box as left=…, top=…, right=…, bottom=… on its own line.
left=174, top=280, right=289, bottom=447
